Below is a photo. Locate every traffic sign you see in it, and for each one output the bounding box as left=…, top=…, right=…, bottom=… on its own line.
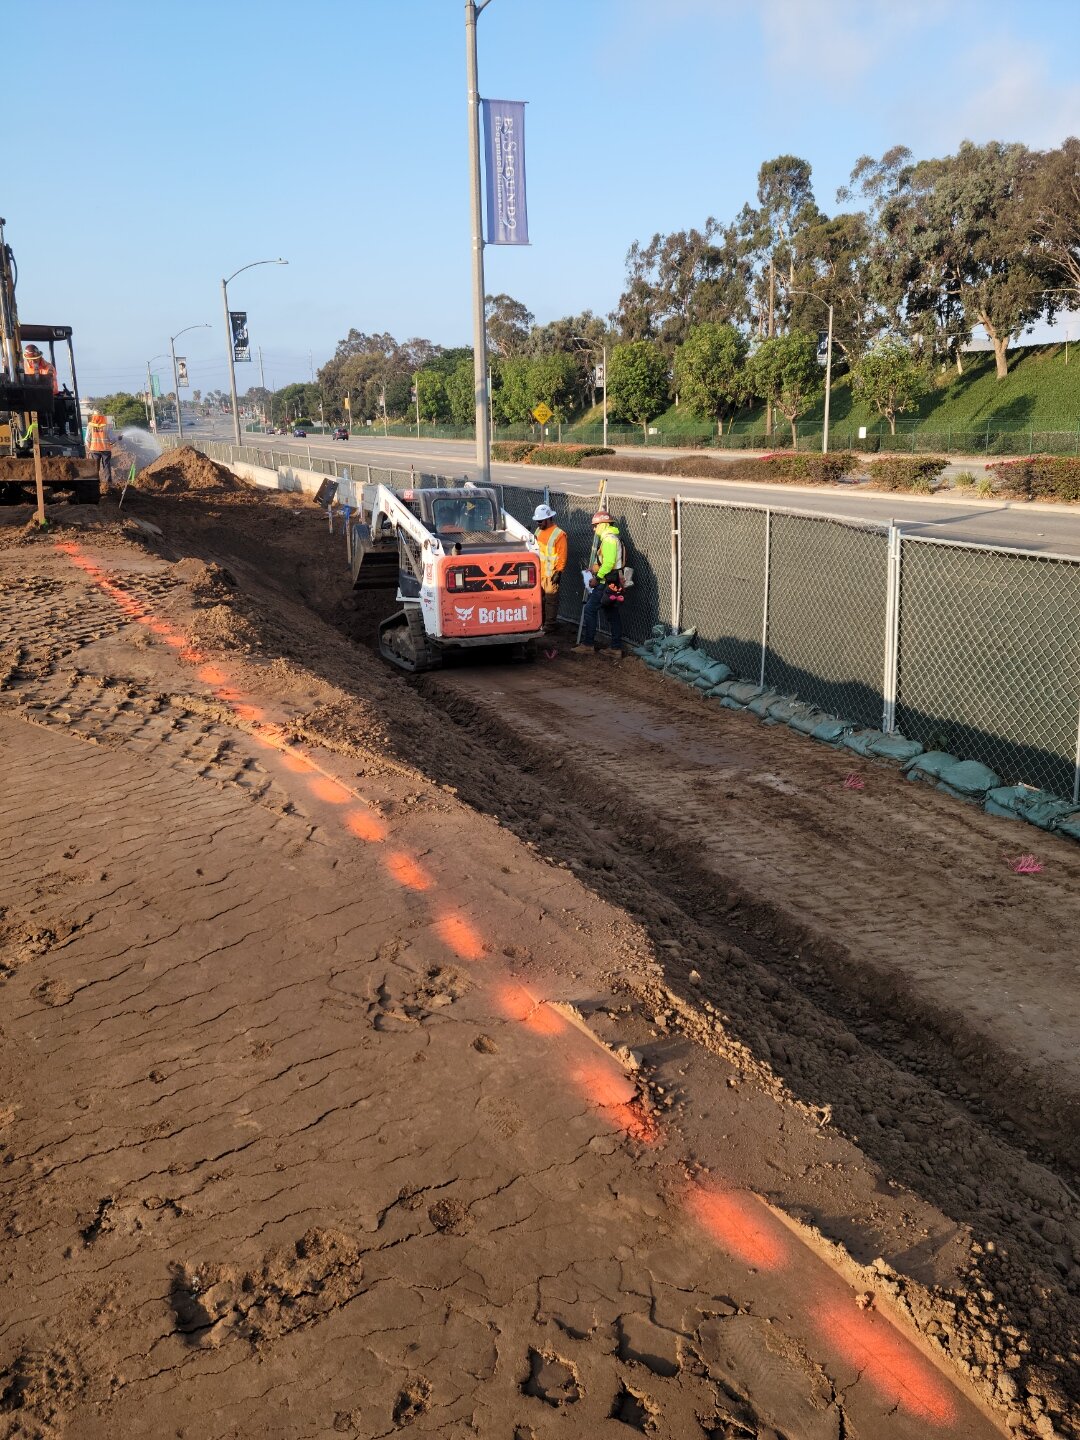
left=532, top=402, right=553, bottom=425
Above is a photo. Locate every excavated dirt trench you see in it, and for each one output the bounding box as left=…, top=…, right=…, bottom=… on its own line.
left=3, top=469, right=1078, bottom=1439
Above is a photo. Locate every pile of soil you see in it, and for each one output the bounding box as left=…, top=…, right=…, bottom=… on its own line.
left=133, top=446, right=247, bottom=495
left=0, top=456, right=93, bottom=481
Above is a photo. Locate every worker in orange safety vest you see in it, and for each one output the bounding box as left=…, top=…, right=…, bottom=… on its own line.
left=532, top=502, right=567, bottom=633
left=23, top=343, right=58, bottom=394
left=86, top=411, right=114, bottom=488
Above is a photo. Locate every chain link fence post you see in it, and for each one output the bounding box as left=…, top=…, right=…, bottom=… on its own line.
left=882, top=523, right=902, bottom=732
left=1074, top=700, right=1080, bottom=806
left=759, top=507, right=771, bottom=688
left=671, top=497, right=681, bottom=630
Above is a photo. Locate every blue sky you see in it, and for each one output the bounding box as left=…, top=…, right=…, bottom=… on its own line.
left=15, top=0, right=1080, bottom=398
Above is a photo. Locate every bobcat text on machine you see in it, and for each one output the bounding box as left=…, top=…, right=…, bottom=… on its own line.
left=347, top=478, right=545, bottom=671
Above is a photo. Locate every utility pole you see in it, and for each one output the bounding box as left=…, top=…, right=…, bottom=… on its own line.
left=766, top=258, right=775, bottom=439
left=146, top=360, right=157, bottom=433
left=465, top=0, right=493, bottom=486
left=822, top=302, right=833, bottom=455
left=414, top=372, right=421, bottom=439
left=602, top=342, right=608, bottom=449
left=259, top=345, right=267, bottom=426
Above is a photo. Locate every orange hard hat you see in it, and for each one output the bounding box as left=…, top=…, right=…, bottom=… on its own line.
left=590, top=509, right=611, bottom=525
left=24, top=343, right=41, bottom=356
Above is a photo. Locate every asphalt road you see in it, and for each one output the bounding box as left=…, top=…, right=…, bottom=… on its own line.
left=188, top=422, right=1080, bottom=557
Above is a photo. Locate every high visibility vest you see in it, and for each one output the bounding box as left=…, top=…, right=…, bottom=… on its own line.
left=87, top=419, right=110, bottom=453
left=595, top=524, right=624, bottom=581
left=535, top=523, right=566, bottom=585
left=25, top=355, right=58, bottom=393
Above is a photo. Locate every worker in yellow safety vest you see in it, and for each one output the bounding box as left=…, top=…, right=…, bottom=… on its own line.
left=86, top=412, right=114, bottom=489
left=532, top=503, right=567, bottom=633
left=573, top=509, right=626, bottom=657
left=23, top=344, right=58, bottom=394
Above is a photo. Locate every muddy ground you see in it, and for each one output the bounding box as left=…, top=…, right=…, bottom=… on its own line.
left=0, top=460, right=1078, bottom=1440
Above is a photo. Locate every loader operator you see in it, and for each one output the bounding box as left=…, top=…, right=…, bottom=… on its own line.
left=22, top=343, right=58, bottom=394
left=532, top=503, right=566, bottom=633
left=86, top=412, right=114, bottom=489
left=573, top=509, right=625, bottom=658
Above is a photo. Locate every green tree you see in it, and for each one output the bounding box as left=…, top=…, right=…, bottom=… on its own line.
left=492, top=355, right=532, bottom=425
left=747, top=331, right=822, bottom=446
left=673, top=323, right=751, bottom=434
left=415, top=370, right=451, bottom=423
left=485, top=293, right=533, bottom=358
left=93, top=392, right=147, bottom=429
left=850, top=339, right=931, bottom=434
left=444, top=357, right=476, bottom=427
left=528, top=351, right=581, bottom=422
left=614, top=222, right=750, bottom=349
left=607, top=341, right=669, bottom=436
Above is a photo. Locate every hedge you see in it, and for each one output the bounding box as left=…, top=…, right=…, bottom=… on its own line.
left=865, top=456, right=949, bottom=491
left=759, top=452, right=858, bottom=483
left=589, top=452, right=858, bottom=482
left=491, top=440, right=536, bottom=462
left=987, top=456, right=1080, bottom=502
left=524, top=444, right=615, bottom=468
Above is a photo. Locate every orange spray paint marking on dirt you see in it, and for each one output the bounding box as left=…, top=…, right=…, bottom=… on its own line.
left=345, top=808, right=387, bottom=843
left=435, top=913, right=485, bottom=962
left=385, top=852, right=432, bottom=892
left=685, top=1185, right=790, bottom=1271
left=492, top=981, right=568, bottom=1036
left=571, top=1060, right=659, bottom=1145
left=232, top=702, right=265, bottom=724
left=278, top=748, right=316, bottom=774
left=812, top=1299, right=957, bottom=1425
left=197, top=664, right=228, bottom=686
left=308, top=775, right=352, bottom=805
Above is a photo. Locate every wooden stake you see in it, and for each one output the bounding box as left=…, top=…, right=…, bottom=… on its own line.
left=31, top=415, right=46, bottom=526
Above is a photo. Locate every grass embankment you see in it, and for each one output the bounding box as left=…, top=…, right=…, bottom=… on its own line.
left=567, top=344, right=1080, bottom=444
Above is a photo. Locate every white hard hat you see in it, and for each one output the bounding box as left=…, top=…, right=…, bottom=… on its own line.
left=532, top=503, right=556, bottom=521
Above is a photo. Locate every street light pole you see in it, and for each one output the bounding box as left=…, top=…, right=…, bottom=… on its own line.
left=146, top=360, right=157, bottom=434
left=220, top=258, right=288, bottom=446
left=602, top=342, right=608, bottom=449
left=466, top=0, right=495, bottom=486
left=790, top=289, right=834, bottom=453
left=169, top=323, right=211, bottom=443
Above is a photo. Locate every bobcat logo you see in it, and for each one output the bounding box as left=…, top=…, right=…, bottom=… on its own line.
left=454, top=605, right=475, bottom=622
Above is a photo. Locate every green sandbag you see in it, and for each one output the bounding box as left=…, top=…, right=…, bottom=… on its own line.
left=671, top=648, right=714, bottom=676
left=693, top=661, right=732, bottom=690
left=935, top=759, right=1000, bottom=799
left=866, top=733, right=923, bottom=762
left=809, top=717, right=853, bottom=745
left=985, top=785, right=1077, bottom=831
left=748, top=690, right=784, bottom=718
left=1053, top=813, right=1080, bottom=842
left=905, top=751, right=959, bottom=783
left=659, top=628, right=697, bottom=654
left=723, top=681, right=766, bottom=707
left=843, top=730, right=923, bottom=762
left=768, top=698, right=816, bottom=725
left=641, top=653, right=667, bottom=670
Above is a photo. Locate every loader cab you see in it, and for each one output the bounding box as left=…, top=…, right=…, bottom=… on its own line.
left=5, top=324, right=86, bottom=459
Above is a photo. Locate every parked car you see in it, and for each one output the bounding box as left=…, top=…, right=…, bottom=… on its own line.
left=292, top=427, right=307, bottom=438
left=333, top=426, right=349, bottom=441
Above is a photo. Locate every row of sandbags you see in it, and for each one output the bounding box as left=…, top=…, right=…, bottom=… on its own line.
left=633, top=626, right=1080, bottom=843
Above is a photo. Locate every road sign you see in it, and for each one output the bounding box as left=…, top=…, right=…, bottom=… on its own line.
left=532, top=402, right=553, bottom=425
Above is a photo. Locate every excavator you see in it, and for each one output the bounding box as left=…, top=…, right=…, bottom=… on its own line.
left=0, top=216, right=99, bottom=503
left=346, top=478, right=545, bottom=671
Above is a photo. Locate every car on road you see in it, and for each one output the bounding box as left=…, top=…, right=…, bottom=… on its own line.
left=292, top=427, right=307, bottom=438
left=333, top=426, right=349, bottom=441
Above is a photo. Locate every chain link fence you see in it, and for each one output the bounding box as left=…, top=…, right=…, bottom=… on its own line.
left=162, top=434, right=1080, bottom=803
left=896, top=539, right=1080, bottom=798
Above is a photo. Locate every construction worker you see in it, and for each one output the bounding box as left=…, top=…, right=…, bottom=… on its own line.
left=573, top=509, right=626, bottom=657
left=86, top=411, right=114, bottom=489
left=532, top=502, right=567, bottom=633
left=23, top=343, right=58, bottom=394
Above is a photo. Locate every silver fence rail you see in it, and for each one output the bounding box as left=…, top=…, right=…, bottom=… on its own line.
left=156, top=434, right=1080, bottom=804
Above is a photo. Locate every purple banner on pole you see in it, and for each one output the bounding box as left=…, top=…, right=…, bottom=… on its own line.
left=482, top=99, right=529, bottom=245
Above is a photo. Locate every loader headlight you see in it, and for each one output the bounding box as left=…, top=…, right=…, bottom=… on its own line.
left=517, top=563, right=536, bottom=587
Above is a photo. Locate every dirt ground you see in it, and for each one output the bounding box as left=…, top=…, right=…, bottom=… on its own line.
left=1, top=459, right=1078, bottom=1440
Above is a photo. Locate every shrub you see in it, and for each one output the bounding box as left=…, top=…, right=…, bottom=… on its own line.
left=976, top=478, right=995, bottom=498
left=664, top=455, right=762, bottom=479
left=953, top=469, right=976, bottom=487
left=491, top=440, right=536, bottom=462
left=865, top=456, right=948, bottom=491
left=987, top=455, right=1080, bottom=502
left=759, top=451, right=859, bottom=484
left=524, top=444, right=615, bottom=468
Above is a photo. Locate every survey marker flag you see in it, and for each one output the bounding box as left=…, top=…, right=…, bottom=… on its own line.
left=482, top=99, right=529, bottom=245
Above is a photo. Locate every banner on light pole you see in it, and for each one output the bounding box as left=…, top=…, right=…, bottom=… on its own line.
left=230, top=311, right=250, bottom=362
left=150, top=373, right=161, bottom=398
left=176, top=358, right=189, bottom=387
left=482, top=99, right=529, bottom=245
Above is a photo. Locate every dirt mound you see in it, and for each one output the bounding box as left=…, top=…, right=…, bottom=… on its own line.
left=133, top=446, right=247, bottom=495
left=0, top=455, right=94, bottom=481
left=187, top=602, right=261, bottom=653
